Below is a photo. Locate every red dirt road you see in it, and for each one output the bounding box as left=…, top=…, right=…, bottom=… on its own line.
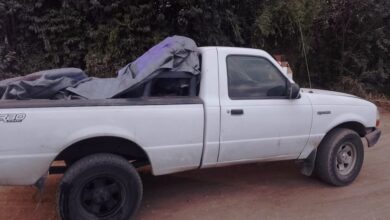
left=0, top=112, right=389, bottom=220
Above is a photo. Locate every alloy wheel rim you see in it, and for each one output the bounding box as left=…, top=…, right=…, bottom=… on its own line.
left=335, top=142, right=357, bottom=176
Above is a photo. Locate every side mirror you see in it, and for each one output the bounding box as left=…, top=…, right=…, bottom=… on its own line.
left=288, top=83, right=300, bottom=99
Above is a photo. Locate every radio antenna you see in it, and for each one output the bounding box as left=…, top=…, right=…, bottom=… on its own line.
left=298, top=20, right=312, bottom=88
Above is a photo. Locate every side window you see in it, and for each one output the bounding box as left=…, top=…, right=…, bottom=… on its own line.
left=227, top=56, right=288, bottom=99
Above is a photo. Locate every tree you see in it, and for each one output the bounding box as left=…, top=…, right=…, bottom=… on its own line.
left=0, top=0, right=389, bottom=97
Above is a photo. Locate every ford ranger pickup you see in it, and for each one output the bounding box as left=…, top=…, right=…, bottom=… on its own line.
left=0, top=47, right=381, bottom=220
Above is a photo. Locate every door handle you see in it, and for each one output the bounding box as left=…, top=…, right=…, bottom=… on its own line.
left=230, top=109, right=244, bottom=115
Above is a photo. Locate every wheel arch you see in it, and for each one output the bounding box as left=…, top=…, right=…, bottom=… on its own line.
left=328, top=121, right=367, bottom=137
left=34, top=136, right=151, bottom=191
left=317, top=120, right=367, bottom=155
left=53, top=136, right=151, bottom=166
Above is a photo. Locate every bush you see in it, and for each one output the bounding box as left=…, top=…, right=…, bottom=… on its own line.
left=0, top=0, right=389, bottom=97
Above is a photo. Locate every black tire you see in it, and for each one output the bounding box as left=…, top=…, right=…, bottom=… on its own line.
left=314, top=128, right=364, bottom=186
left=57, top=153, right=142, bottom=220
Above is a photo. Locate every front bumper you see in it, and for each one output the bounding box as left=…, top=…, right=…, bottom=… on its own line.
left=365, top=128, right=381, bottom=147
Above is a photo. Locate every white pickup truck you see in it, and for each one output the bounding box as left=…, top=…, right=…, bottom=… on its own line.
left=0, top=47, right=381, bottom=220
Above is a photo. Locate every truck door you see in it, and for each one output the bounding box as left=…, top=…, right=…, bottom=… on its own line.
left=217, top=49, right=312, bottom=164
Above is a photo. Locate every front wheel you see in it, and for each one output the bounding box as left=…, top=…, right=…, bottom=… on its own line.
left=57, top=153, right=142, bottom=220
left=314, top=128, right=364, bottom=186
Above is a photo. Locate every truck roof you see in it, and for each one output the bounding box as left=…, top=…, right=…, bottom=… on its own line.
left=198, top=46, right=268, bottom=54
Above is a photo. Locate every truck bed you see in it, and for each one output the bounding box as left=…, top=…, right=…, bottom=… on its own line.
left=0, top=97, right=204, bottom=185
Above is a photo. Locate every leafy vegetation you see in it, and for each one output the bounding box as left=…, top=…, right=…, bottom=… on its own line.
left=0, top=0, right=389, bottom=97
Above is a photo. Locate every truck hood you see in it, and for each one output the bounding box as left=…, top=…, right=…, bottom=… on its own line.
left=301, top=88, right=375, bottom=107
left=301, top=88, right=359, bottom=98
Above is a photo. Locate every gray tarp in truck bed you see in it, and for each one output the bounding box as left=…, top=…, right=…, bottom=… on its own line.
left=0, top=36, right=200, bottom=100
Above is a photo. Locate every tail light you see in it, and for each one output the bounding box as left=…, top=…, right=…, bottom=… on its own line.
left=376, top=109, right=381, bottom=128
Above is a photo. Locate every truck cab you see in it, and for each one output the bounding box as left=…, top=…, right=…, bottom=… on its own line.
left=199, top=47, right=311, bottom=168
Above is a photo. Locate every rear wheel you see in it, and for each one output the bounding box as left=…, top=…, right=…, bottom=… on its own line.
left=314, top=128, right=364, bottom=186
left=57, top=153, right=142, bottom=220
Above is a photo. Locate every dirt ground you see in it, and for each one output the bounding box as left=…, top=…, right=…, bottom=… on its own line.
left=0, top=112, right=389, bottom=220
